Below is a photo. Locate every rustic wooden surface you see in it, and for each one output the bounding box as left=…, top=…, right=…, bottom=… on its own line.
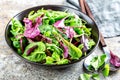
left=0, top=0, right=120, bottom=80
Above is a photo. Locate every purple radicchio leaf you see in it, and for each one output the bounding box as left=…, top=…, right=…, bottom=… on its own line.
left=110, top=51, right=120, bottom=68
left=32, top=34, right=52, bottom=43
left=23, top=16, right=42, bottom=38
left=60, top=41, right=69, bottom=58
left=26, top=45, right=38, bottom=56
left=54, top=17, right=76, bottom=39
left=53, top=18, right=66, bottom=28
left=80, top=35, right=89, bottom=53
left=65, top=27, right=76, bottom=39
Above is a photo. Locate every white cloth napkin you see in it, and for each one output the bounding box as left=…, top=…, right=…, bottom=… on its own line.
left=64, top=0, right=120, bottom=38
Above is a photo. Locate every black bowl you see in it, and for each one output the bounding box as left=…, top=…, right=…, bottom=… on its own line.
left=5, top=5, right=99, bottom=68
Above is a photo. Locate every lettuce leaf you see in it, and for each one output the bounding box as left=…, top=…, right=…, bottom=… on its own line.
left=22, top=42, right=46, bottom=62
left=10, top=19, right=25, bottom=54
left=28, top=10, right=44, bottom=21
left=10, top=19, right=24, bottom=36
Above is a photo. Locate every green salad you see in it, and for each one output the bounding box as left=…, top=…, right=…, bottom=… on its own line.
left=10, top=9, right=95, bottom=65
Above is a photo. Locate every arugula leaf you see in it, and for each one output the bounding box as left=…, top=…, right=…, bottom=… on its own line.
left=102, top=64, right=110, bottom=77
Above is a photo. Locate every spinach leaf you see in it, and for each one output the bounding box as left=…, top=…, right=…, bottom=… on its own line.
left=79, top=73, right=92, bottom=80
left=90, top=56, right=99, bottom=71
left=102, top=64, right=110, bottom=77
left=92, top=74, right=100, bottom=80
left=90, top=54, right=106, bottom=71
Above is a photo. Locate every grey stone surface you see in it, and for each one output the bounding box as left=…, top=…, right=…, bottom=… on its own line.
left=0, top=0, right=120, bottom=80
